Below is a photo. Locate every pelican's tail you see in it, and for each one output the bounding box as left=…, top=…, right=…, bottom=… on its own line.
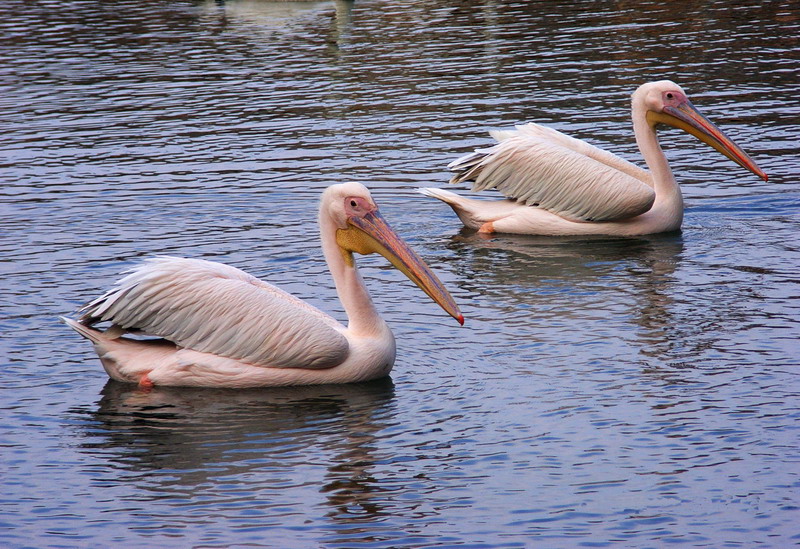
left=417, top=187, right=464, bottom=206
left=61, top=316, right=106, bottom=344
left=418, top=187, right=506, bottom=231
left=61, top=316, right=175, bottom=384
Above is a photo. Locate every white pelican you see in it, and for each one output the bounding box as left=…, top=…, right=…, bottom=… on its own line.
left=63, top=182, right=463, bottom=389
left=420, top=80, right=767, bottom=236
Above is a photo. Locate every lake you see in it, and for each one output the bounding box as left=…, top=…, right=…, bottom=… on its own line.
left=2, top=0, right=799, bottom=547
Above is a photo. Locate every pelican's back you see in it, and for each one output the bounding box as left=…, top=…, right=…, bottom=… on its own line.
left=78, top=257, right=350, bottom=370
left=449, top=123, right=655, bottom=222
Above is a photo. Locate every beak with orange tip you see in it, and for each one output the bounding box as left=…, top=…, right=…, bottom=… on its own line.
left=336, top=204, right=464, bottom=325
left=647, top=98, right=767, bottom=181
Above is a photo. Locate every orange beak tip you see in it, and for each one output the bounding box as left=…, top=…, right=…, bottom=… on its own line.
left=457, top=314, right=465, bottom=326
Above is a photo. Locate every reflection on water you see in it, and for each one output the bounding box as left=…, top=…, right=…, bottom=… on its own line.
left=73, top=378, right=396, bottom=528
left=447, top=229, right=684, bottom=297
left=2, top=0, right=799, bottom=547
left=447, top=230, right=695, bottom=367
left=199, top=0, right=354, bottom=47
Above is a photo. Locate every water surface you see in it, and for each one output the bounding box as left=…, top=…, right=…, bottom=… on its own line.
left=2, top=0, right=799, bottom=547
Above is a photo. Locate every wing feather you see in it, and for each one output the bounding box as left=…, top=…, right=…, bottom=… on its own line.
left=494, top=123, right=651, bottom=184
left=79, top=257, right=349, bottom=370
left=449, top=123, right=655, bottom=222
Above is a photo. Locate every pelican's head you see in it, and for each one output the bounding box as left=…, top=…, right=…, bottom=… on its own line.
left=634, top=80, right=767, bottom=181
left=322, top=182, right=463, bottom=325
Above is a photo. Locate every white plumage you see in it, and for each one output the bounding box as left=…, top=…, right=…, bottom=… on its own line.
left=80, top=257, right=349, bottom=370
left=423, top=80, right=766, bottom=236
left=64, top=183, right=462, bottom=388
left=450, top=123, right=655, bottom=222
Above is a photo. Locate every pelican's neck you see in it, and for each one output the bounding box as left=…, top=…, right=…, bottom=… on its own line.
left=633, top=105, right=684, bottom=222
left=319, top=215, right=387, bottom=337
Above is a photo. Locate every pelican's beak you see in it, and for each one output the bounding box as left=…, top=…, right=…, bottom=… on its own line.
left=647, top=100, right=767, bottom=181
left=337, top=208, right=464, bottom=325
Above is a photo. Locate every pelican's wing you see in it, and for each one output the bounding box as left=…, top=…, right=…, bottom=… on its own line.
left=78, top=257, right=349, bottom=370
left=449, top=123, right=655, bottom=222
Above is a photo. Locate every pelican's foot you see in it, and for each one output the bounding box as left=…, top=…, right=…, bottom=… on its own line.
left=478, top=221, right=495, bottom=233
left=138, top=374, right=154, bottom=390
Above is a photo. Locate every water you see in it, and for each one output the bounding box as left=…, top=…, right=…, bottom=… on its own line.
left=2, top=0, right=799, bottom=547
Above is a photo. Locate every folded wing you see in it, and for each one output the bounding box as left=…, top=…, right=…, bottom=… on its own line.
left=448, top=123, right=655, bottom=222
left=79, top=256, right=350, bottom=370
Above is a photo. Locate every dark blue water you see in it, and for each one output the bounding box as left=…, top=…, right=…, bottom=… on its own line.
left=2, top=1, right=799, bottom=547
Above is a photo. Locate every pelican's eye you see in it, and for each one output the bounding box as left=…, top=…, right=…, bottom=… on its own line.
left=345, top=196, right=373, bottom=218
left=662, top=90, right=683, bottom=107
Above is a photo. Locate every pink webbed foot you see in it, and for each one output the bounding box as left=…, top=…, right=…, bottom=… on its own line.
left=138, top=374, right=154, bottom=391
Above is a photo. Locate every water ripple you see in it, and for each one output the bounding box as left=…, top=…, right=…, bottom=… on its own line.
left=1, top=0, right=799, bottom=547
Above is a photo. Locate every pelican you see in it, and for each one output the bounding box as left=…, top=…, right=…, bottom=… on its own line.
left=63, top=182, right=463, bottom=389
left=420, top=80, right=767, bottom=236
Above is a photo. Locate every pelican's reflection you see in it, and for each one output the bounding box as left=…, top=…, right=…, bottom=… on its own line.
left=200, top=0, right=354, bottom=47
left=449, top=228, right=684, bottom=299
left=446, top=229, right=688, bottom=366
left=72, top=378, right=396, bottom=522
